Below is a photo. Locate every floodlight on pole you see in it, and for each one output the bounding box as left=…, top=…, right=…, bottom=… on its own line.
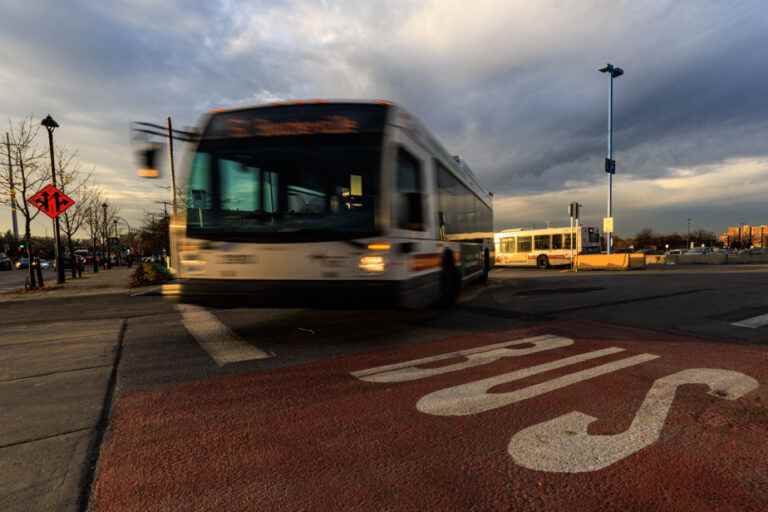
left=599, top=63, right=623, bottom=254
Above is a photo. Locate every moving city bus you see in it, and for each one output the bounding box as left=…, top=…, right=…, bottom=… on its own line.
left=173, top=101, right=494, bottom=308
left=494, top=226, right=601, bottom=268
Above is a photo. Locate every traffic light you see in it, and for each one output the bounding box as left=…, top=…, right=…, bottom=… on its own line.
left=136, top=142, right=163, bottom=178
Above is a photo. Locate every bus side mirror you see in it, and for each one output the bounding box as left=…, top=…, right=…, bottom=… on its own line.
left=400, top=192, right=424, bottom=231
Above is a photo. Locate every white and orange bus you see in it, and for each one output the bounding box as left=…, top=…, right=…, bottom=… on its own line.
left=171, top=100, right=494, bottom=308
left=494, top=226, right=601, bottom=268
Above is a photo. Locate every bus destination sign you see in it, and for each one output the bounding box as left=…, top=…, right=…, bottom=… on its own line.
left=204, top=103, right=388, bottom=140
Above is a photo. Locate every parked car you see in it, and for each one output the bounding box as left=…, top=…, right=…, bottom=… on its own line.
left=40, top=259, right=51, bottom=270
left=15, top=257, right=29, bottom=269
left=0, top=253, right=12, bottom=271
left=665, top=249, right=684, bottom=256
left=73, top=249, right=93, bottom=264
left=54, top=255, right=86, bottom=270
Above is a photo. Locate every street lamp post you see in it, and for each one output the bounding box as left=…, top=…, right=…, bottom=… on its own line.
left=113, top=218, right=120, bottom=266
left=102, top=202, right=110, bottom=269
left=599, top=63, right=624, bottom=255
left=41, top=115, right=65, bottom=284
left=687, top=218, right=692, bottom=248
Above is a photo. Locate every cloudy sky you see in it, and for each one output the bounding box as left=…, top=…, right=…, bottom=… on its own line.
left=1, top=0, right=766, bottom=237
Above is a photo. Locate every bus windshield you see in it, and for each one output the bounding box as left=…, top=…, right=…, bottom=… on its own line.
left=186, top=135, right=382, bottom=242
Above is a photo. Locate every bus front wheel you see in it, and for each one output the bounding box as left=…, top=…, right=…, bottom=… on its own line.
left=537, top=255, right=550, bottom=269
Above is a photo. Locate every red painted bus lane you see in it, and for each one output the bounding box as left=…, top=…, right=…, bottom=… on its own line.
left=91, top=321, right=768, bottom=511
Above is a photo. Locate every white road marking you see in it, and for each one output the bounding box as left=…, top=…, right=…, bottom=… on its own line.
left=417, top=351, right=658, bottom=416
left=731, top=313, right=768, bottom=329
left=176, top=304, right=272, bottom=366
left=509, top=368, right=759, bottom=473
left=351, top=334, right=574, bottom=383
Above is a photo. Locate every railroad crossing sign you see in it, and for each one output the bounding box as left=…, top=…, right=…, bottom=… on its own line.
left=27, top=184, right=75, bottom=219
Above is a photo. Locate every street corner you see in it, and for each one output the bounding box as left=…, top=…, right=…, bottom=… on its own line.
left=89, top=321, right=768, bottom=511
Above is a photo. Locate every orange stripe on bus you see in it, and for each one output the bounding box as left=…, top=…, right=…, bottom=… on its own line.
left=411, top=253, right=442, bottom=272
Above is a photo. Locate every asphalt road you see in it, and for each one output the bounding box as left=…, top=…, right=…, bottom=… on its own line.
left=3, top=265, right=768, bottom=511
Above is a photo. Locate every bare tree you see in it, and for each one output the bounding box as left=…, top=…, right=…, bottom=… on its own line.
left=57, top=146, right=94, bottom=277
left=0, top=117, right=50, bottom=287
left=84, top=189, right=104, bottom=273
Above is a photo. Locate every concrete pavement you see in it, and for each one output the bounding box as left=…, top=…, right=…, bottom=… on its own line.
left=0, top=318, right=124, bottom=512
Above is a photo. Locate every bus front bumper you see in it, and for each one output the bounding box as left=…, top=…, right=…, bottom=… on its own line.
left=175, top=275, right=438, bottom=309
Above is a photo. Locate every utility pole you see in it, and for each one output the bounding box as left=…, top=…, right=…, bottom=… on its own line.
left=687, top=218, right=691, bottom=248
left=5, top=133, right=19, bottom=241
left=599, top=63, right=624, bottom=255
left=167, top=117, right=177, bottom=215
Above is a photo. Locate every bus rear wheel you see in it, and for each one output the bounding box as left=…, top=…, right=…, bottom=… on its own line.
left=479, top=249, right=490, bottom=284
left=537, top=255, right=550, bottom=269
left=437, top=252, right=460, bottom=308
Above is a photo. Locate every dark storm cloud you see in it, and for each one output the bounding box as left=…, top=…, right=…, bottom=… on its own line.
left=1, top=0, right=766, bottom=235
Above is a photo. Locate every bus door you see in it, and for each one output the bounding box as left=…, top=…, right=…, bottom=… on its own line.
left=386, top=131, right=434, bottom=243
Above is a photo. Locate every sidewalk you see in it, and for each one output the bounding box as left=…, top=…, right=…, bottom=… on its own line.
left=0, top=316, right=124, bottom=511
left=0, top=267, right=133, bottom=303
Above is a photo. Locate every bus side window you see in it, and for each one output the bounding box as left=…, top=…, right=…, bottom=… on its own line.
left=564, top=234, right=572, bottom=249
left=396, top=148, right=425, bottom=231
left=518, top=236, right=532, bottom=253
left=535, top=235, right=551, bottom=250
left=552, top=234, right=563, bottom=249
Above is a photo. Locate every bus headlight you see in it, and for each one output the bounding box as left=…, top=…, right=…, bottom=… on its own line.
left=359, top=255, right=386, bottom=272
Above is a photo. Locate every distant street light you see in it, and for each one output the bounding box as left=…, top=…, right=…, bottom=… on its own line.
left=102, top=202, right=110, bottom=268
left=599, top=63, right=624, bottom=255
left=687, top=218, right=692, bottom=248
left=41, top=115, right=65, bottom=284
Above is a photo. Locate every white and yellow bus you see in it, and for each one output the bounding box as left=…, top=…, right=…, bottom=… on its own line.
left=494, top=226, right=601, bottom=268
left=172, top=100, right=493, bottom=308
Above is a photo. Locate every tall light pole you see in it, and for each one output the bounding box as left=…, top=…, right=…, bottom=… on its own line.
left=113, top=218, right=120, bottom=266
left=599, top=63, right=623, bottom=255
left=687, top=218, right=691, bottom=248
left=102, top=202, right=110, bottom=268
left=42, top=115, right=65, bottom=284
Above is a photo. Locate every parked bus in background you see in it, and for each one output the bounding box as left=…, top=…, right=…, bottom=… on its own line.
left=494, top=226, right=601, bottom=268
left=171, top=100, right=494, bottom=308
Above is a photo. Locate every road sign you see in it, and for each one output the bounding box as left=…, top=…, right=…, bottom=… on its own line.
left=568, top=202, right=580, bottom=219
left=27, top=184, right=75, bottom=219
left=605, top=158, right=616, bottom=174
left=603, top=216, right=614, bottom=233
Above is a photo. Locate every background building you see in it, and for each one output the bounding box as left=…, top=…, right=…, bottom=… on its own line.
left=721, top=224, right=768, bottom=248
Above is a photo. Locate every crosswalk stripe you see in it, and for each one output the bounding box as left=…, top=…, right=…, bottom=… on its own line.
left=176, top=304, right=273, bottom=366
left=731, top=313, right=768, bottom=329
